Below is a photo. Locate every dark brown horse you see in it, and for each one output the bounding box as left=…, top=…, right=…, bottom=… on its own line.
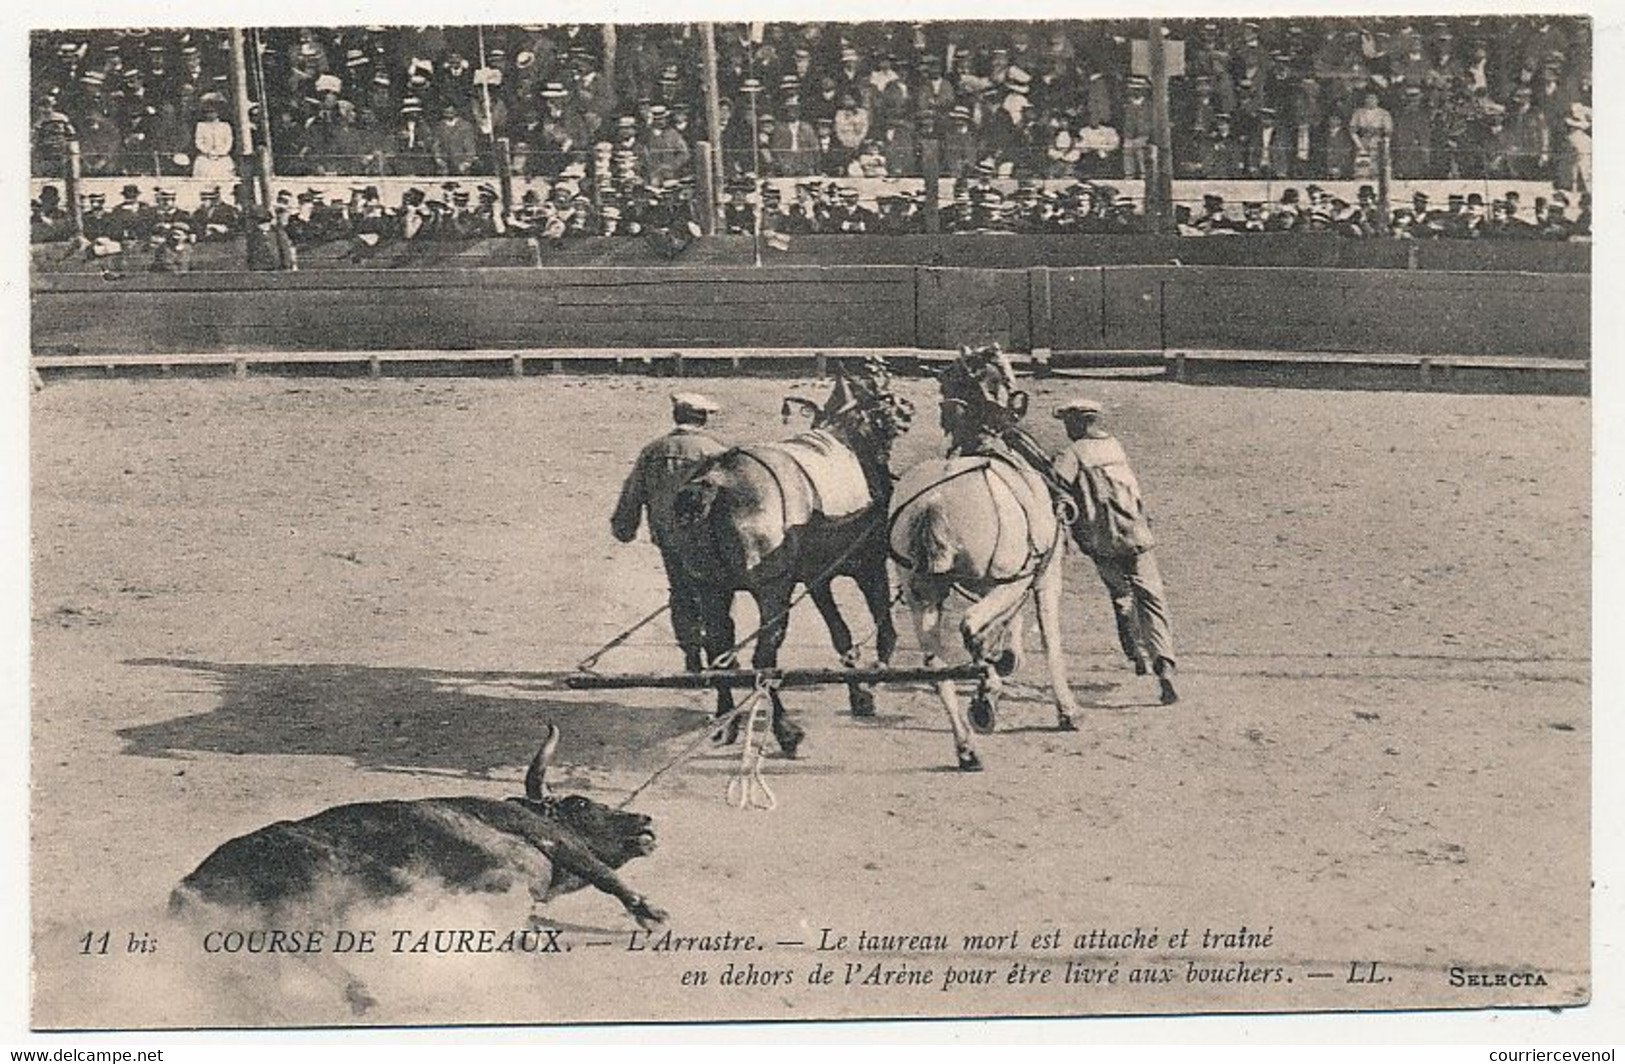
left=667, top=359, right=914, bottom=757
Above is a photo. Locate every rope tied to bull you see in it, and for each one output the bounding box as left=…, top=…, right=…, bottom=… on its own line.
left=615, top=680, right=774, bottom=812
left=727, top=675, right=779, bottom=812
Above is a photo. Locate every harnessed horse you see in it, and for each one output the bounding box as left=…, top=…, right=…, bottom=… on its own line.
left=667, top=359, right=914, bottom=757
left=888, top=346, right=1081, bottom=771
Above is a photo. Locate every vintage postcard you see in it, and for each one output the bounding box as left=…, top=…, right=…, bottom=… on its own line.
left=23, top=5, right=1597, bottom=1034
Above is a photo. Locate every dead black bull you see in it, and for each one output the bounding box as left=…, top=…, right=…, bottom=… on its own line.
left=170, top=726, right=667, bottom=931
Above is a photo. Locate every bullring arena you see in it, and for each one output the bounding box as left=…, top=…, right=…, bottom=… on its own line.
left=29, top=365, right=1588, bottom=1027
left=27, top=14, right=1594, bottom=1032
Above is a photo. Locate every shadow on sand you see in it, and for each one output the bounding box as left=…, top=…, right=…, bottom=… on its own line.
left=118, top=658, right=705, bottom=780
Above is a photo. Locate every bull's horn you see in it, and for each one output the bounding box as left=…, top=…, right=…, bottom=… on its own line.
left=525, top=724, right=561, bottom=800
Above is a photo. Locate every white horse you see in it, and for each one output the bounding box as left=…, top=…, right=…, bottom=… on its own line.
left=889, top=442, right=1080, bottom=772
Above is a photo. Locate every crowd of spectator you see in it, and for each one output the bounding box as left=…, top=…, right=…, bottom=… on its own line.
left=29, top=175, right=708, bottom=269
left=31, top=170, right=1590, bottom=269
left=33, top=17, right=1591, bottom=193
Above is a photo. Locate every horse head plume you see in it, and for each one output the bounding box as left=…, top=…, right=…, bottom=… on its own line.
left=837, top=357, right=915, bottom=443
left=819, top=363, right=860, bottom=426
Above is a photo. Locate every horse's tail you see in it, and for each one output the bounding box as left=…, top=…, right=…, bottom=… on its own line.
left=669, top=464, right=751, bottom=580
left=672, top=473, right=720, bottom=530
left=895, top=499, right=958, bottom=576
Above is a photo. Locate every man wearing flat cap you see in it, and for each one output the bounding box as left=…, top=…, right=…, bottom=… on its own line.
left=1052, top=398, right=1179, bottom=704
left=612, top=393, right=730, bottom=673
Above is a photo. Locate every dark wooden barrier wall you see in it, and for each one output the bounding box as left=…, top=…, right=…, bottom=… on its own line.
left=1157, top=268, right=1589, bottom=358
left=31, top=267, right=918, bottom=354
left=33, top=264, right=1588, bottom=361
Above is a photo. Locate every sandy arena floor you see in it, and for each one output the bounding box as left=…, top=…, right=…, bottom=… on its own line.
left=27, top=371, right=1590, bottom=1028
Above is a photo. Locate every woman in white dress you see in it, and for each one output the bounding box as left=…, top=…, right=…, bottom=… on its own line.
left=192, top=100, right=236, bottom=180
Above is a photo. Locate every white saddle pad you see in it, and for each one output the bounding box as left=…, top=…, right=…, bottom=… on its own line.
left=768, top=430, right=872, bottom=519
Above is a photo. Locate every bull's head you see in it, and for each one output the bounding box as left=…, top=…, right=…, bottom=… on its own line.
left=518, top=725, right=657, bottom=868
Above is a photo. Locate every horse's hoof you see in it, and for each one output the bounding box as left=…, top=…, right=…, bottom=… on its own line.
left=968, top=693, right=997, bottom=735
left=850, top=686, right=877, bottom=718
left=957, top=748, right=983, bottom=772
left=1132, top=658, right=1150, bottom=676
left=1056, top=713, right=1077, bottom=732
left=711, top=719, right=742, bottom=746
left=776, top=725, right=805, bottom=759
left=1158, top=678, right=1180, bottom=705
left=992, top=648, right=1018, bottom=677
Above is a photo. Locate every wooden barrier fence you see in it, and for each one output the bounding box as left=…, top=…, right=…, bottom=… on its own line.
left=33, top=264, right=1589, bottom=364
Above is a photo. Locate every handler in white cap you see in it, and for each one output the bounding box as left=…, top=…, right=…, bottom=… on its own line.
left=1052, top=398, right=1179, bottom=704
left=611, top=392, right=728, bottom=672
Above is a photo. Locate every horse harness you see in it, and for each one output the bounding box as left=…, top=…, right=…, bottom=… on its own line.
left=887, top=451, right=1061, bottom=588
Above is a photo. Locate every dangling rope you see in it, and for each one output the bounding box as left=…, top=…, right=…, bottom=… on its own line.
left=616, top=690, right=763, bottom=811
left=726, top=676, right=778, bottom=811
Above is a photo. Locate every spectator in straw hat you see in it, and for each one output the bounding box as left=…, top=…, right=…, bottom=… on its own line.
left=1542, top=191, right=1574, bottom=239
left=148, top=212, right=194, bottom=273
left=869, top=52, right=911, bottom=131
left=1052, top=398, right=1179, bottom=705
left=245, top=205, right=297, bottom=271
left=151, top=185, right=187, bottom=232
left=942, top=104, right=978, bottom=178
left=192, top=184, right=237, bottom=240
left=881, top=109, right=921, bottom=176
left=769, top=94, right=819, bottom=177
left=987, top=65, right=1034, bottom=161
left=721, top=178, right=755, bottom=235
left=30, top=185, right=71, bottom=243
left=834, top=45, right=866, bottom=106
left=1505, top=84, right=1549, bottom=179
left=431, top=101, right=479, bottom=176
left=812, top=116, right=844, bottom=176
left=80, top=192, right=109, bottom=240
left=611, top=392, right=730, bottom=675
left=1247, top=106, right=1292, bottom=178
left=642, top=104, right=690, bottom=185
left=392, top=96, right=434, bottom=176
left=829, top=186, right=875, bottom=233
left=753, top=113, right=780, bottom=175
left=1120, top=75, right=1152, bottom=179
left=914, top=52, right=956, bottom=119
left=1561, top=100, right=1591, bottom=192
left=1075, top=108, right=1121, bottom=179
